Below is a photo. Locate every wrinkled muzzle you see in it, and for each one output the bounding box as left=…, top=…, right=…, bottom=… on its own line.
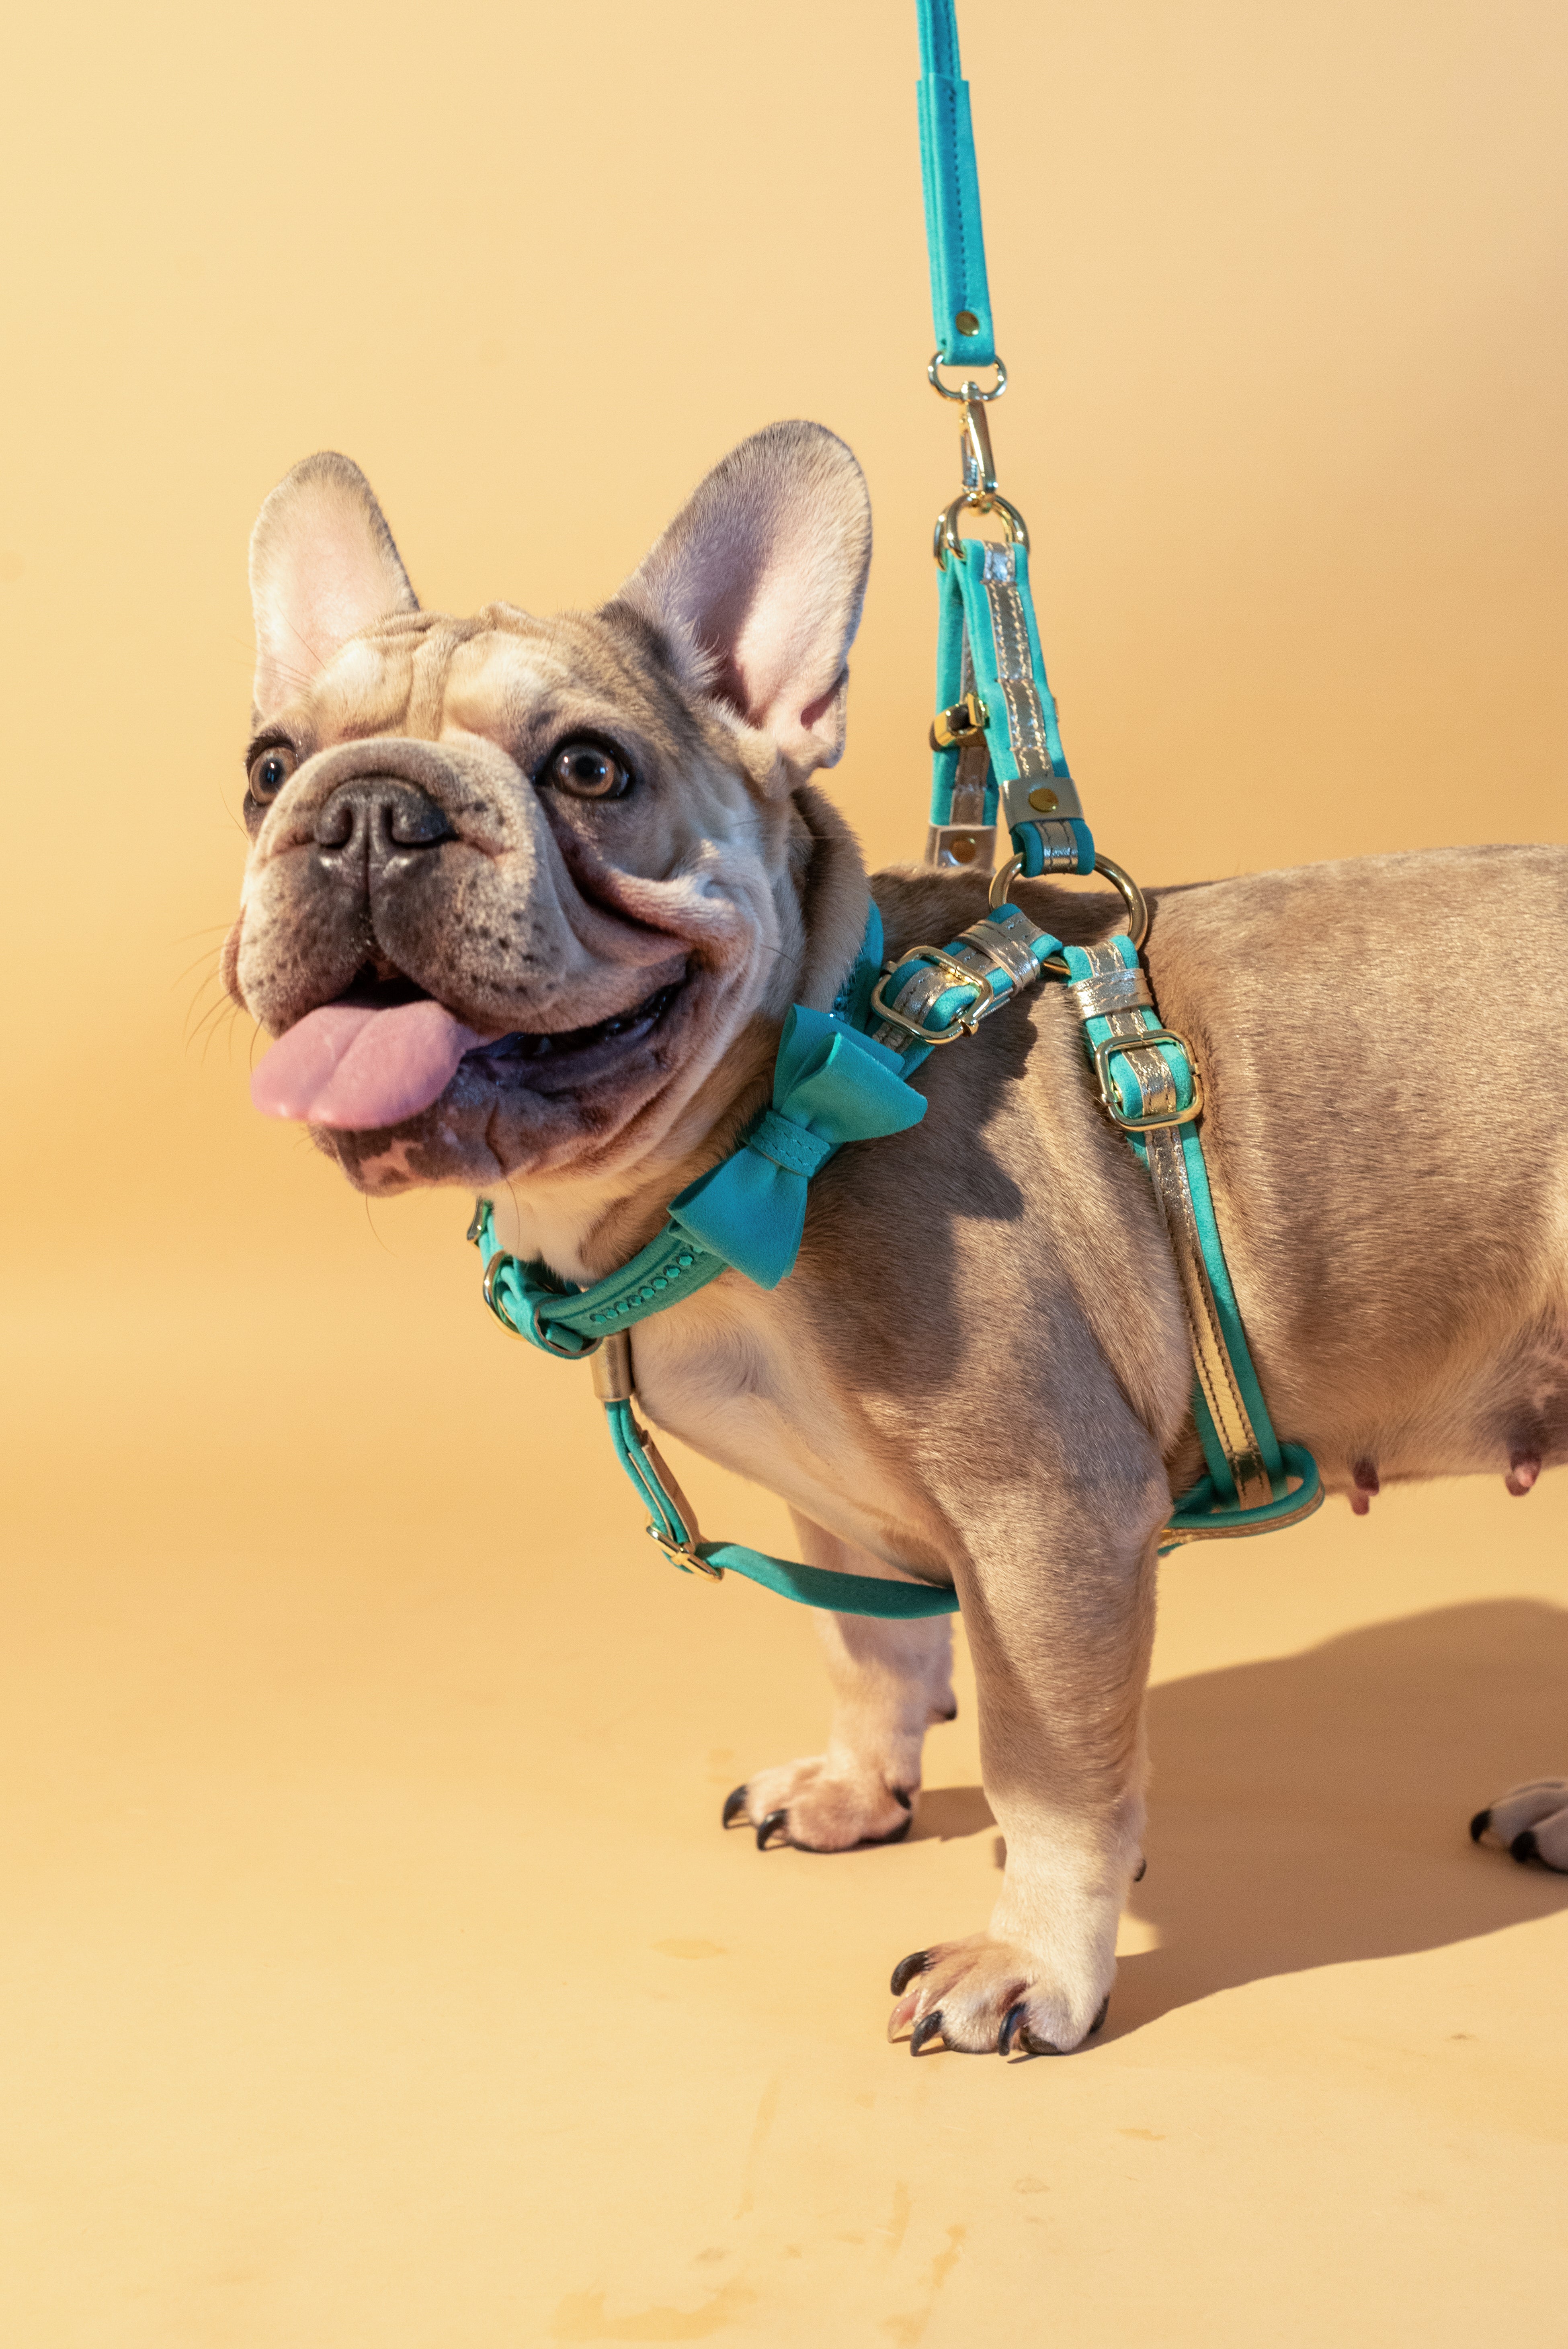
left=231, top=734, right=740, bottom=1192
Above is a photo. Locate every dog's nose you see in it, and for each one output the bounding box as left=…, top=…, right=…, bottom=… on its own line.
left=314, top=778, right=455, bottom=881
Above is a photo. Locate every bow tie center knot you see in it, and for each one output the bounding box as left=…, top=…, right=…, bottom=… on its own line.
left=746, top=1110, right=836, bottom=1178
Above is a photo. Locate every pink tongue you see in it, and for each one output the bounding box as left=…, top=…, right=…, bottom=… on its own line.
left=251, top=1000, right=488, bottom=1129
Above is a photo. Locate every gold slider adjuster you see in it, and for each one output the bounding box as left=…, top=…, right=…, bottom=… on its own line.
left=650, top=1530, right=725, bottom=1580
left=929, top=691, right=988, bottom=752
left=1092, top=1028, right=1205, bottom=1132
left=870, top=949, right=996, bottom=1045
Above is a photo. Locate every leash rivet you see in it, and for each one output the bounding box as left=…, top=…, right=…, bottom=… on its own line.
left=955, top=309, right=979, bottom=335
left=1027, top=786, right=1059, bottom=812
left=948, top=832, right=980, bottom=863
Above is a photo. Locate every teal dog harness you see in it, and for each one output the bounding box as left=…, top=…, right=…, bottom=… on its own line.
left=467, top=0, right=1323, bottom=1617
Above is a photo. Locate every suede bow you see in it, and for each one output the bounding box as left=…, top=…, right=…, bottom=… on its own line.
left=669, top=1006, right=926, bottom=1289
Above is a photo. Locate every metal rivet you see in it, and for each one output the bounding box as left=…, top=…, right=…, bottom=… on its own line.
left=949, top=833, right=979, bottom=864
left=955, top=309, right=980, bottom=336
left=1028, top=787, right=1059, bottom=813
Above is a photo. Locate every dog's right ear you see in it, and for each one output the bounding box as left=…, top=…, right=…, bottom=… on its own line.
left=248, top=452, right=418, bottom=722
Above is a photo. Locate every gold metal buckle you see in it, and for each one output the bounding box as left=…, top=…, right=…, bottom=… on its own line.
left=929, top=691, right=988, bottom=752
left=1092, top=1028, right=1204, bottom=1132
left=870, top=951, right=996, bottom=1045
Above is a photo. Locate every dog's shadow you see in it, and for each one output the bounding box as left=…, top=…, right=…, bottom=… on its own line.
left=914, top=1598, right=1568, bottom=2034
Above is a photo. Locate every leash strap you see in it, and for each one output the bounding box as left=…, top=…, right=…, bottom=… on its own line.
left=916, top=0, right=995, bottom=370
left=916, top=5, right=1086, bottom=887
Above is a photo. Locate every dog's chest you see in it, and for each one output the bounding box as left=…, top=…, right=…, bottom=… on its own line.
left=629, top=1295, right=930, bottom=1570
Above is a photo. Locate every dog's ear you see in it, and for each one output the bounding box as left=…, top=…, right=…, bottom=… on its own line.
left=248, top=452, right=418, bottom=721
left=611, top=421, right=872, bottom=780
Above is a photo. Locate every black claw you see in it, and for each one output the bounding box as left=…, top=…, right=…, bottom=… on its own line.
left=1510, top=1827, right=1539, bottom=1866
left=1133, top=1856, right=1147, bottom=1883
left=890, top=1948, right=931, bottom=1996
left=1090, top=1994, right=1110, bottom=2035
left=997, top=2002, right=1028, bottom=2057
left=890, top=1787, right=914, bottom=1811
left=1469, top=1807, right=1492, bottom=1844
left=910, top=2010, right=945, bottom=2057
left=756, top=1809, right=789, bottom=1851
left=721, top=1786, right=749, bottom=1829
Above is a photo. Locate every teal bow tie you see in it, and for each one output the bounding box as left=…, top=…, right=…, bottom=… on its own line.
left=669, top=1006, right=926, bottom=1289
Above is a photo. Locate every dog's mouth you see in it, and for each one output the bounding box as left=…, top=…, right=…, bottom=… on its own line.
left=251, top=960, right=690, bottom=1132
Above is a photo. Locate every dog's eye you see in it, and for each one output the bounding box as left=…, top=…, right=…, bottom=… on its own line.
left=546, top=741, right=632, bottom=800
left=248, top=745, right=297, bottom=803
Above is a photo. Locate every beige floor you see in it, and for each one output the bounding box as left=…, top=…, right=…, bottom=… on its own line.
left=2, top=0, right=1564, bottom=2335
left=4, top=1225, right=1566, bottom=2347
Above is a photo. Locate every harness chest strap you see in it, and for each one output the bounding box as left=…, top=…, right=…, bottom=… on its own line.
left=469, top=897, right=1322, bottom=1614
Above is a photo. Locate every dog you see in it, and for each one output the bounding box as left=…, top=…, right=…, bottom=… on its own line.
left=226, top=419, right=1568, bottom=2057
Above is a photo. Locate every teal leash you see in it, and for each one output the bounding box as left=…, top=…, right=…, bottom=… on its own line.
left=465, top=0, right=1322, bottom=1617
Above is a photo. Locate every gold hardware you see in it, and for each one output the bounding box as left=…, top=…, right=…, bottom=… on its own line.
left=988, top=854, right=1022, bottom=911
left=1092, top=1028, right=1204, bottom=1132
left=986, top=850, right=1149, bottom=958
left=650, top=1530, right=725, bottom=1580
left=1093, top=855, right=1150, bottom=949
left=928, top=351, right=1007, bottom=402
left=870, top=949, right=996, bottom=1045
left=929, top=691, right=988, bottom=751
left=465, top=1198, right=491, bottom=1247
left=1028, top=787, right=1059, bottom=813
left=954, top=308, right=980, bottom=336
left=959, top=398, right=997, bottom=496
left=481, top=1249, right=526, bottom=1333
left=934, top=491, right=1030, bottom=568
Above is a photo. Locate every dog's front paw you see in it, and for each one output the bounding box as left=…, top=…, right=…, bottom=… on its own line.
left=1470, top=1778, right=1568, bottom=1871
left=885, top=1934, right=1112, bottom=2057
left=720, top=1757, right=916, bottom=1852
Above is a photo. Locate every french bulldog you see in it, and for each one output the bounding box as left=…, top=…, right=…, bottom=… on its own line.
left=226, top=421, right=1567, bottom=2057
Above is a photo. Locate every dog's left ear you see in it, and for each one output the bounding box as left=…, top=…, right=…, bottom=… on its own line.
left=611, top=420, right=871, bottom=781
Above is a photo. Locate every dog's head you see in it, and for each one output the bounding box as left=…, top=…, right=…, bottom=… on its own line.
left=225, top=423, right=872, bottom=1196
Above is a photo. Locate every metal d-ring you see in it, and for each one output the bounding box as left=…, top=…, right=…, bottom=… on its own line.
left=988, top=851, right=1150, bottom=956
left=934, top=491, right=1030, bottom=569
left=928, top=352, right=1008, bottom=402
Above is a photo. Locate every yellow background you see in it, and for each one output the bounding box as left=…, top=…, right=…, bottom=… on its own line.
left=2, top=0, right=1565, bottom=2340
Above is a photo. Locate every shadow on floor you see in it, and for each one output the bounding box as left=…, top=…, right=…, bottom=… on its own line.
left=919, top=1599, right=1568, bottom=2033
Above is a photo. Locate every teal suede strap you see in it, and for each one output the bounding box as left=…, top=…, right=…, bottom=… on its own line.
left=916, top=0, right=996, bottom=369
left=606, top=1395, right=959, bottom=1617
